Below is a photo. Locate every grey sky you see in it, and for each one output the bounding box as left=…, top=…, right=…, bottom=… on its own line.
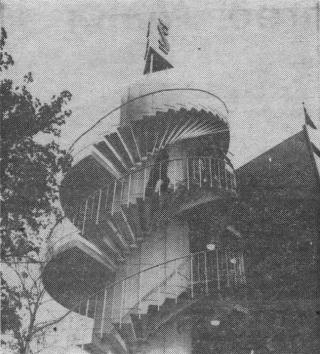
left=2, top=0, right=319, bottom=168
left=1, top=1, right=319, bottom=352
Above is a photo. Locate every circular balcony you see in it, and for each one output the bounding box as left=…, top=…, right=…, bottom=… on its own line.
left=67, top=156, right=237, bottom=235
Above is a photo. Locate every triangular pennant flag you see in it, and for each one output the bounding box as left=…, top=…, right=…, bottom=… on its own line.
left=303, top=103, right=317, bottom=129
left=312, top=142, right=320, bottom=158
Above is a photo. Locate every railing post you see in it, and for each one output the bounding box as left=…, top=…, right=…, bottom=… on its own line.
left=100, top=288, right=107, bottom=338
left=127, top=174, right=131, bottom=207
left=209, top=158, right=213, bottom=187
left=104, top=185, right=109, bottom=211
left=120, top=180, right=124, bottom=204
left=157, top=266, right=161, bottom=310
left=234, top=254, right=238, bottom=285
left=226, top=249, right=230, bottom=287
left=90, top=195, right=95, bottom=220
left=241, top=254, right=246, bottom=283
left=94, top=294, right=98, bottom=320
left=112, top=181, right=117, bottom=215
left=174, top=260, right=178, bottom=303
left=111, top=286, right=115, bottom=321
left=204, top=251, right=209, bottom=295
left=82, top=199, right=88, bottom=235
left=143, top=168, right=147, bottom=200
left=190, top=254, right=194, bottom=299
left=137, top=271, right=141, bottom=318
left=174, top=160, right=177, bottom=192
left=193, top=159, right=196, bottom=181
left=197, top=253, right=200, bottom=285
left=232, top=172, right=237, bottom=192
left=186, top=158, right=190, bottom=190
left=225, top=161, right=228, bottom=190
left=199, top=158, right=202, bottom=188
left=159, top=162, right=162, bottom=196
left=119, top=280, right=124, bottom=328
left=216, top=248, right=221, bottom=290
left=85, top=298, right=90, bottom=317
left=96, top=189, right=102, bottom=225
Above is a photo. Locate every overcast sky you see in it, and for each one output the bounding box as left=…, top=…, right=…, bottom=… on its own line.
left=1, top=1, right=319, bottom=352
left=2, top=0, right=319, bottom=167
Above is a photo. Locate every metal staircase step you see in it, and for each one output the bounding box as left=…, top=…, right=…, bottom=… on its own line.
left=121, top=205, right=143, bottom=242
left=98, top=213, right=130, bottom=252
left=117, top=126, right=140, bottom=164
left=114, top=318, right=137, bottom=344
left=105, top=132, right=134, bottom=169
left=144, top=297, right=198, bottom=340
left=112, top=211, right=137, bottom=247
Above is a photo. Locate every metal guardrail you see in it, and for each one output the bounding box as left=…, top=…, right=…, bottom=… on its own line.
left=68, top=157, right=236, bottom=235
left=74, top=247, right=245, bottom=338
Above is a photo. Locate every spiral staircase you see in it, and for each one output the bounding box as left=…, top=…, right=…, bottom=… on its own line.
left=41, top=81, right=247, bottom=354
left=43, top=149, right=245, bottom=353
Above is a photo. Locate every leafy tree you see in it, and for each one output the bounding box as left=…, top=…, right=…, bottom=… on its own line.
left=1, top=27, right=73, bottom=353
left=0, top=27, right=72, bottom=261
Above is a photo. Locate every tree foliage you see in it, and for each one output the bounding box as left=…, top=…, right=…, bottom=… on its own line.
left=1, top=27, right=73, bottom=353
left=0, top=27, right=72, bottom=260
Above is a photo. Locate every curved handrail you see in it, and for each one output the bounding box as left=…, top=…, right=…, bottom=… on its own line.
left=59, top=246, right=245, bottom=314
left=69, top=88, right=229, bottom=153
left=70, top=246, right=246, bottom=340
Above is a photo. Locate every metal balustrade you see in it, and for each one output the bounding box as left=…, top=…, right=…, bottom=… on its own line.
left=75, top=248, right=245, bottom=339
left=69, top=157, right=237, bottom=236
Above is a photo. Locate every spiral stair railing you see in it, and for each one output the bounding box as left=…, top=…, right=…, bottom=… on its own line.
left=73, top=247, right=246, bottom=347
left=44, top=155, right=241, bottom=351
left=60, top=156, right=236, bottom=256
left=69, top=88, right=229, bottom=166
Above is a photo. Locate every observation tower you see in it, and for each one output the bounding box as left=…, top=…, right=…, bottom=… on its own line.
left=42, top=11, right=247, bottom=354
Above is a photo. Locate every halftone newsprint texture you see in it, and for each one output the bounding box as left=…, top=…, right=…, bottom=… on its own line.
left=1, top=0, right=319, bottom=353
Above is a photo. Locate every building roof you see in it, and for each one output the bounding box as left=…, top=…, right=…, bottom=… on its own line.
left=236, top=127, right=320, bottom=200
